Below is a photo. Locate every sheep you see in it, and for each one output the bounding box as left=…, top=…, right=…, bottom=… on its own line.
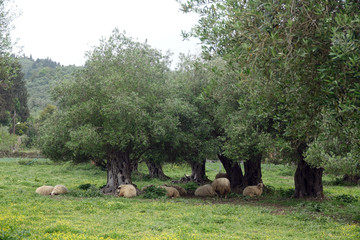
left=163, top=184, right=187, bottom=196
left=160, top=186, right=180, bottom=198
left=117, top=184, right=137, bottom=198
left=35, top=186, right=54, bottom=195
left=211, top=178, right=231, bottom=197
left=215, top=172, right=228, bottom=179
left=194, top=184, right=217, bottom=197
left=51, top=185, right=68, bottom=195
left=242, top=183, right=264, bottom=197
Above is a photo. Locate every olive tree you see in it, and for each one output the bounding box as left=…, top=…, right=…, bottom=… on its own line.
left=179, top=0, right=360, bottom=197
left=39, top=30, right=173, bottom=194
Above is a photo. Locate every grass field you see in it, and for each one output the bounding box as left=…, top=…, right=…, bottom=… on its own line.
left=0, top=158, right=359, bottom=239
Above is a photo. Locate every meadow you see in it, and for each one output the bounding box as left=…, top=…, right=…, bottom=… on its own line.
left=0, top=158, right=359, bottom=240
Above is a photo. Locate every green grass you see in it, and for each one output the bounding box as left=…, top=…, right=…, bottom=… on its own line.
left=0, top=158, right=359, bottom=239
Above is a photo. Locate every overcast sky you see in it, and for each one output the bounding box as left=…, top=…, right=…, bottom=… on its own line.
left=10, top=0, right=201, bottom=67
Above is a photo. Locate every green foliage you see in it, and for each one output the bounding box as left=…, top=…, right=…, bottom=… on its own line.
left=180, top=0, right=360, bottom=178
left=334, top=194, right=359, bottom=204
left=0, top=60, right=29, bottom=128
left=77, top=183, right=93, bottom=190
left=183, top=181, right=199, bottom=192
left=18, top=57, right=79, bottom=113
left=14, top=122, right=27, bottom=135
left=38, top=29, right=175, bottom=177
left=68, top=184, right=103, bottom=198
left=0, top=126, right=17, bottom=151
left=142, top=186, right=166, bottom=199
left=38, top=104, right=57, bottom=123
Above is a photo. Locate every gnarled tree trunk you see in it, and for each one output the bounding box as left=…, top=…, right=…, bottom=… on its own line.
left=244, top=153, right=262, bottom=187
left=293, top=143, right=324, bottom=198
left=189, top=159, right=208, bottom=184
left=218, top=154, right=245, bottom=193
left=146, top=160, right=170, bottom=180
left=101, top=150, right=132, bottom=195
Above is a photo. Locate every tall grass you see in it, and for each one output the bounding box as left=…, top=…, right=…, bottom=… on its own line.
left=0, top=158, right=359, bottom=239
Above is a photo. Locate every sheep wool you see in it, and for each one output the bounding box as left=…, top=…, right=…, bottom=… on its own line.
left=194, top=184, right=217, bottom=197
left=211, top=178, right=231, bottom=196
left=163, top=184, right=187, bottom=196
left=117, top=184, right=137, bottom=198
left=242, top=183, right=264, bottom=197
left=51, top=185, right=69, bottom=195
left=160, top=186, right=180, bottom=198
left=35, top=186, right=54, bottom=195
left=215, top=172, right=228, bottom=179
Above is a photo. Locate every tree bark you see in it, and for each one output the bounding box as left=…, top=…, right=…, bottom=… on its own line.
left=101, top=150, right=133, bottom=195
left=189, top=159, right=208, bottom=184
left=146, top=160, right=170, bottom=180
left=244, top=153, right=262, bottom=187
left=293, top=143, right=324, bottom=198
left=218, top=154, right=245, bottom=193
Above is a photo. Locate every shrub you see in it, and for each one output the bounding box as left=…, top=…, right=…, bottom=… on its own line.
left=277, top=188, right=295, bottom=198
left=78, top=183, right=92, bottom=190
left=183, top=182, right=199, bottom=192
left=142, top=186, right=166, bottom=199
left=0, top=126, right=17, bottom=151
left=334, top=194, right=358, bottom=204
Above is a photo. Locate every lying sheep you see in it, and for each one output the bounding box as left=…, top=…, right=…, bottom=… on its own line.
left=36, top=186, right=54, bottom=195
left=51, top=185, right=68, bottom=195
left=117, top=184, right=137, bottom=198
left=211, top=178, right=231, bottom=197
left=242, top=183, right=264, bottom=197
left=215, top=172, right=228, bottom=179
left=194, top=184, right=217, bottom=197
left=160, top=186, right=180, bottom=198
left=163, top=184, right=187, bottom=196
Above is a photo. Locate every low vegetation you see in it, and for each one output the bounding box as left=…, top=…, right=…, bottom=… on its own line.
left=0, top=158, right=359, bottom=239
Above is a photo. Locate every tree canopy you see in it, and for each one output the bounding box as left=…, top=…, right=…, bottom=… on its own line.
left=179, top=0, right=360, bottom=197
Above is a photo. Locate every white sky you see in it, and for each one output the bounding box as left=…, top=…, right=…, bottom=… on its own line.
left=10, top=0, right=201, bottom=67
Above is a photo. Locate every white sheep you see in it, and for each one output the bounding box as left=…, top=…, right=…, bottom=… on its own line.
left=51, top=185, right=68, bottom=195
left=211, top=178, right=231, bottom=197
left=194, top=184, right=217, bottom=197
left=35, top=186, right=54, bottom=195
left=117, top=184, right=137, bottom=198
left=160, top=186, right=180, bottom=198
left=242, top=183, right=264, bottom=197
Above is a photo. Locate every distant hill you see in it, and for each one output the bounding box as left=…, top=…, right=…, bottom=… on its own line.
left=18, top=56, right=80, bottom=113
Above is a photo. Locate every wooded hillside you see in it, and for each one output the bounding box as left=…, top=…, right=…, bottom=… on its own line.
left=18, top=56, right=79, bottom=113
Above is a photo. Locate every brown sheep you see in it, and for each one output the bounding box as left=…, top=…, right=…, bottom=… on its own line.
left=160, top=186, right=180, bottom=198
left=194, top=184, right=217, bottom=197
left=51, top=185, right=68, bottom=195
left=36, top=186, right=54, bottom=195
left=211, top=178, right=231, bottom=197
left=215, top=172, right=228, bottom=179
left=163, top=184, right=187, bottom=196
left=242, top=183, right=264, bottom=197
left=117, top=184, right=137, bottom=198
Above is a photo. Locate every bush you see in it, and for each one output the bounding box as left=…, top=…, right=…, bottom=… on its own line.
left=68, top=185, right=103, bottom=198
left=0, top=126, right=17, bottom=151
left=142, top=186, right=166, bottom=199
left=183, top=182, right=199, bottom=192
left=78, top=183, right=93, bottom=190
left=277, top=188, right=294, bottom=198
left=334, top=194, right=358, bottom=204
